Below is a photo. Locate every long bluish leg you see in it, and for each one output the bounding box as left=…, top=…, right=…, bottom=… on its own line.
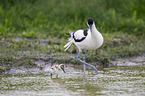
left=77, top=51, right=99, bottom=74
left=83, top=50, right=88, bottom=75
left=77, top=51, right=85, bottom=77
left=83, top=50, right=88, bottom=61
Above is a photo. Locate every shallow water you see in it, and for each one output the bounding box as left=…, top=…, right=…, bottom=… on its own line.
left=0, top=56, right=145, bottom=96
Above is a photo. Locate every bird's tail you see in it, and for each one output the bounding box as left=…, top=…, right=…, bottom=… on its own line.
left=64, top=32, right=74, bottom=51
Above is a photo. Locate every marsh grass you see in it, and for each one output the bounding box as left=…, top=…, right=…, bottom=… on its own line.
left=0, top=0, right=145, bottom=38
left=0, top=35, right=144, bottom=71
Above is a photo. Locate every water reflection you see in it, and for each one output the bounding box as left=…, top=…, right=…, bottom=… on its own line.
left=0, top=55, right=145, bottom=95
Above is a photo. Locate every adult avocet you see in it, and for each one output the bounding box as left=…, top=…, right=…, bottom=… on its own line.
left=50, top=64, right=66, bottom=78
left=64, top=18, right=103, bottom=74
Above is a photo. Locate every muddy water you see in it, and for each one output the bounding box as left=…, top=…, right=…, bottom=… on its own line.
left=0, top=56, right=145, bottom=96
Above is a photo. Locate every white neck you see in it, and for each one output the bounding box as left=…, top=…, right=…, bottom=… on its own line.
left=90, top=24, right=104, bottom=48
left=90, top=24, right=99, bottom=36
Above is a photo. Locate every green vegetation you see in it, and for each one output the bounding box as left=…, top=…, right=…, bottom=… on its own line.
left=0, top=0, right=145, bottom=70
left=0, top=0, right=145, bottom=38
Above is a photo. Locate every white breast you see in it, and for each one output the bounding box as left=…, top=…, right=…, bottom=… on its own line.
left=74, top=28, right=103, bottom=50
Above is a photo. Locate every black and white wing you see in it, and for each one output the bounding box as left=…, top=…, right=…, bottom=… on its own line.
left=64, top=29, right=88, bottom=51
left=73, top=29, right=88, bottom=42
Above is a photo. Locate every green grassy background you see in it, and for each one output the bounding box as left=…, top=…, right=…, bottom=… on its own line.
left=0, top=0, right=145, bottom=38
left=0, top=0, right=145, bottom=69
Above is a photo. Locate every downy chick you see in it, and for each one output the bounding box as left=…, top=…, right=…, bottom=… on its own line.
left=50, top=64, right=66, bottom=78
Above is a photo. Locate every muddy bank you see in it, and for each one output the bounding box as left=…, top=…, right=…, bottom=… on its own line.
left=111, top=55, right=145, bottom=66
left=0, top=37, right=145, bottom=75
left=0, top=54, right=144, bottom=75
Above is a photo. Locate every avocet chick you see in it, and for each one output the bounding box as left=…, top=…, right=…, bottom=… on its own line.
left=50, top=64, right=66, bottom=78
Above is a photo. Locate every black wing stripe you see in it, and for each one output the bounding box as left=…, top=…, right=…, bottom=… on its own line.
left=73, top=29, right=88, bottom=42
left=83, top=29, right=88, bottom=36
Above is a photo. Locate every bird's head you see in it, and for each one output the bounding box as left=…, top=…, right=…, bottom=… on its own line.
left=87, top=18, right=94, bottom=32
left=59, top=64, right=66, bottom=73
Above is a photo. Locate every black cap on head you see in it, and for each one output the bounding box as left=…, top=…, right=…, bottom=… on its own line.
left=87, top=18, right=94, bottom=25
